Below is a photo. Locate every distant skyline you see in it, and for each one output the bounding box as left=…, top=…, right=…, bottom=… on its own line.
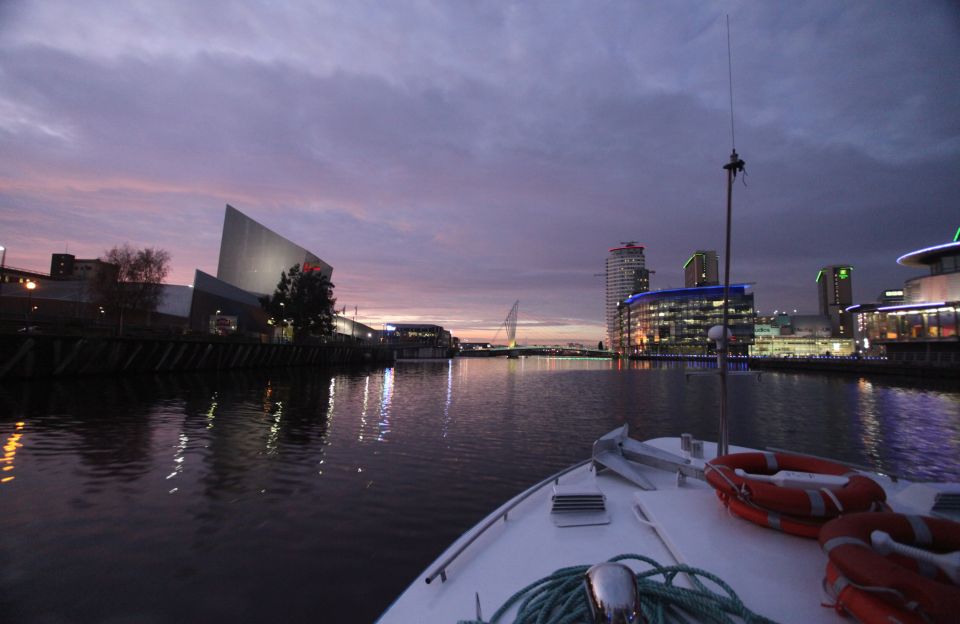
left=2, top=1, right=958, bottom=344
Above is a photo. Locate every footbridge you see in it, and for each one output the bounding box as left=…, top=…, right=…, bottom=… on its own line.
left=460, top=301, right=615, bottom=358
left=460, top=345, right=615, bottom=358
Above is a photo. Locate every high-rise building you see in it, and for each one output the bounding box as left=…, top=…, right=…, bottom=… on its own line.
left=816, top=265, right=853, bottom=337
left=605, top=243, right=649, bottom=350
left=683, top=250, right=719, bottom=288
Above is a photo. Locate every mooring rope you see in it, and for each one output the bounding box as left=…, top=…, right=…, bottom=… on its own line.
left=457, top=554, right=778, bottom=624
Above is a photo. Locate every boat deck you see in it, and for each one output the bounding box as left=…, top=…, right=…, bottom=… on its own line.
left=379, top=438, right=902, bottom=623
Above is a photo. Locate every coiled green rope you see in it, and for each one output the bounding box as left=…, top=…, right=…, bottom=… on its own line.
left=457, top=554, right=779, bottom=624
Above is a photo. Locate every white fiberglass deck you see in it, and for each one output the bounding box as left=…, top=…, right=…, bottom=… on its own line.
left=378, top=438, right=900, bottom=624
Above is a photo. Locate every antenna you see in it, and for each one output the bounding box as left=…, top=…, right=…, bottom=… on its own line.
left=726, top=14, right=736, bottom=150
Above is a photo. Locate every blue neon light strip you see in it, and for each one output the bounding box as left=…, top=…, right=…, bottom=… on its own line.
left=844, top=304, right=862, bottom=312
left=623, top=284, right=751, bottom=305
left=896, top=241, right=960, bottom=265
left=876, top=302, right=946, bottom=312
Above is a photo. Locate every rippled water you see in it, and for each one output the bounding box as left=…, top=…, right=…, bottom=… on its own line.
left=1, top=358, right=958, bottom=622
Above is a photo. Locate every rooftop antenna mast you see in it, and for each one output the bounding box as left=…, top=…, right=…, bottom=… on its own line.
left=717, top=15, right=746, bottom=458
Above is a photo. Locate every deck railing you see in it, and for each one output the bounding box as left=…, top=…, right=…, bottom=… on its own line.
left=425, top=458, right=593, bottom=584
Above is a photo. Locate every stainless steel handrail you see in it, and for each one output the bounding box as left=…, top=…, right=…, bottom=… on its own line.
left=424, top=458, right=593, bottom=584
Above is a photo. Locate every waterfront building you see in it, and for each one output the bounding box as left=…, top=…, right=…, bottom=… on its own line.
left=618, top=284, right=755, bottom=356
left=751, top=336, right=854, bottom=357
left=848, top=232, right=960, bottom=364
left=49, top=254, right=118, bottom=282
left=605, top=243, right=649, bottom=350
left=877, top=289, right=906, bottom=305
left=816, top=265, right=853, bottom=338
left=382, top=324, right=453, bottom=348
left=216, top=204, right=333, bottom=296
left=683, top=250, right=719, bottom=288
left=898, top=236, right=960, bottom=303
left=750, top=315, right=853, bottom=357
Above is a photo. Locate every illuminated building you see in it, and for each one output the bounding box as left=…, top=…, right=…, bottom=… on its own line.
left=605, top=243, right=650, bottom=350
left=382, top=324, right=453, bottom=348
left=683, top=250, right=719, bottom=288
left=618, top=284, right=755, bottom=356
left=216, top=204, right=332, bottom=296
left=848, top=230, right=960, bottom=364
left=816, top=265, right=853, bottom=337
left=897, top=237, right=960, bottom=303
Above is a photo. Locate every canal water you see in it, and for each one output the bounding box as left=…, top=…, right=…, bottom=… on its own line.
left=2, top=358, right=958, bottom=622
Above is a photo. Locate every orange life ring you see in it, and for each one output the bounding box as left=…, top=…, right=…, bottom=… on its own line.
left=706, top=452, right=886, bottom=519
left=825, top=561, right=926, bottom=624
left=819, top=512, right=960, bottom=623
left=717, top=491, right=824, bottom=539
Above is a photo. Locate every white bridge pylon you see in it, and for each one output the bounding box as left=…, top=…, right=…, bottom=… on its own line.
left=491, top=300, right=520, bottom=348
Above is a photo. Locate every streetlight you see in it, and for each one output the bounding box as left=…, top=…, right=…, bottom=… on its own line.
left=0, top=245, right=6, bottom=299
left=25, top=280, right=36, bottom=332
left=279, top=302, right=285, bottom=343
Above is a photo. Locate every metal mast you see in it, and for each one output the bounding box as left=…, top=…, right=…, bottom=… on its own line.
left=717, top=15, right=745, bottom=458
left=718, top=150, right=744, bottom=458
left=504, top=300, right=519, bottom=348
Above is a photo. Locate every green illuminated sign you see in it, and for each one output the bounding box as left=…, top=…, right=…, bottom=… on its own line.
left=954, top=226, right=960, bottom=242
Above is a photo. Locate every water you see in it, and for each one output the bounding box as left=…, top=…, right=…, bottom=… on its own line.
left=1, top=358, right=958, bottom=622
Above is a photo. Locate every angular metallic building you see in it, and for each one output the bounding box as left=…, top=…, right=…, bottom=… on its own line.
left=216, top=204, right=332, bottom=295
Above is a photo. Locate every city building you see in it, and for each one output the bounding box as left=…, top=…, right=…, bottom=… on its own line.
left=816, top=265, right=853, bottom=337
left=877, top=289, right=906, bottom=305
left=683, top=250, right=719, bottom=288
left=382, top=323, right=453, bottom=348
left=605, top=243, right=650, bottom=350
left=216, top=204, right=333, bottom=296
left=750, top=314, right=853, bottom=357
left=848, top=231, right=960, bottom=364
left=618, top=284, right=755, bottom=356
left=898, top=236, right=960, bottom=303
left=49, top=254, right=118, bottom=282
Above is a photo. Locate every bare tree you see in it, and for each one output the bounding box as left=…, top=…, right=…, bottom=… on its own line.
left=91, top=244, right=171, bottom=334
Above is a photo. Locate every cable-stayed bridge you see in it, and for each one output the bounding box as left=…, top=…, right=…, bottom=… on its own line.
left=462, top=301, right=614, bottom=358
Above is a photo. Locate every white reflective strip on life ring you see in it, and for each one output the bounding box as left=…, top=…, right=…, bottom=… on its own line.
left=806, top=489, right=826, bottom=517
left=820, top=487, right=844, bottom=514
left=822, top=536, right=871, bottom=554
left=762, top=452, right=778, bottom=471
left=767, top=511, right=781, bottom=531
left=905, top=514, right=932, bottom=546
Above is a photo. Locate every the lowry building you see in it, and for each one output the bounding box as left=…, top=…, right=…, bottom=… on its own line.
left=848, top=231, right=959, bottom=364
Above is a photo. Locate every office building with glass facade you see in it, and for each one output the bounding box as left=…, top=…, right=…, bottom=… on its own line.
left=617, top=284, right=755, bottom=356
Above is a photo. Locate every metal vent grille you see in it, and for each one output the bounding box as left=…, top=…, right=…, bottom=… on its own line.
left=933, top=493, right=960, bottom=513
left=551, top=485, right=609, bottom=527
left=551, top=494, right=606, bottom=512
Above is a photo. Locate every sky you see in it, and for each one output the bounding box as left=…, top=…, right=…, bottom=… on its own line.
left=1, top=1, right=958, bottom=344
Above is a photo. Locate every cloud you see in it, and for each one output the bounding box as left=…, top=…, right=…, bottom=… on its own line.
left=1, top=1, right=958, bottom=342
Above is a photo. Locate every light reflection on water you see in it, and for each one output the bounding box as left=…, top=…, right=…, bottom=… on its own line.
left=0, top=358, right=957, bottom=622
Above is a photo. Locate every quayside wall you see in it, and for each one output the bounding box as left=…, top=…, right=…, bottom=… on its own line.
left=0, top=335, right=395, bottom=381
left=629, top=354, right=959, bottom=379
